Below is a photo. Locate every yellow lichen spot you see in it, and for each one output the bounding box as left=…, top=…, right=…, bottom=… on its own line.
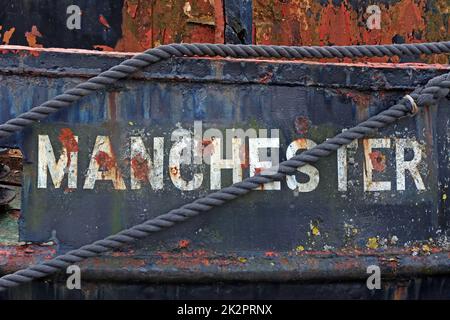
left=310, top=222, right=320, bottom=236
left=422, top=244, right=431, bottom=254
left=367, top=237, right=379, bottom=249
left=312, top=226, right=320, bottom=236
left=443, top=194, right=447, bottom=200
left=352, top=228, right=358, bottom=235
left=295, top=245, right=305, bottom=252
left=238, top=257, right=247, bottom=263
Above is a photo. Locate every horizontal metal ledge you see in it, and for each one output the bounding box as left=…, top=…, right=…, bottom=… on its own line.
left=1, top=246, right=449, bottom=284
left=0, top=45, right=449, bottom=91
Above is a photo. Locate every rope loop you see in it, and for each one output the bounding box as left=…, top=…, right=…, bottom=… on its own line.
left=403, top=94, right=419, bottom=116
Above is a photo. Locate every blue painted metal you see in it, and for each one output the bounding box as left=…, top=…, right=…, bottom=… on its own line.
left=224, top=0, right=253, bottom=44
left=0, top=0, right=124, bottom=49
left=0, top=47, right=449, bottom=300
left=0, top=47, right=447, bottom=248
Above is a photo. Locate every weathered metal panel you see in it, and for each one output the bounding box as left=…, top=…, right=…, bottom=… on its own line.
left=0, top=0, right=448, bottom=301
left=0, top=0, right=448, bottom=62
left=0, top=47, right=450, bottom=300
left=0, top=46, right=448, bottom=255
left=254, top=0, right=449, bottom=50
left=0, top=0, right=220, bottom=50
left=254, top=0, right=450, bottom=64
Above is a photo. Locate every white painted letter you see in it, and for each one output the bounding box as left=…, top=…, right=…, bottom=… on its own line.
left=210, top=138, right=243, bottom=189
left=169, top=133, right=203, bottom=191
left=38, top=135, right=78, bottom=189
left=130, top=137, right=164, bottom=190
left=363, top=138, right=391, bottom=192
left=286, top=139, right=319, bottom=192
left=83, top=136, right=126, bottom=190
left=396, top=139, right=425, bottom=191
left=337, top=138, right=358, bottom=191
left=249, top=137, right=280, bottom=190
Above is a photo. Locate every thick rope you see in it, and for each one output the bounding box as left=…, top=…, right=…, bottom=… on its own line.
left=0, top=42, right=449, bottom=292
left=1, top=41, right=450, bottom=139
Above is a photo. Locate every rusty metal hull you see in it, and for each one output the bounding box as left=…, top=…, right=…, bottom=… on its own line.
left=0, top=0, right=448, bottom=63
left=0, top=46, right=449, bottom=299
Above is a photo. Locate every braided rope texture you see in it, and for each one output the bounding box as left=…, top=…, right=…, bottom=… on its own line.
left=0, top=42, right=450, bottom=292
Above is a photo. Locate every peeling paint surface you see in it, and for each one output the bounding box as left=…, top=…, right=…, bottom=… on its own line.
left=0, top=44, right=449, bottom=297
left=254, top=0, right=450, bottom=63
left=0, top=0, right=447, bottom=64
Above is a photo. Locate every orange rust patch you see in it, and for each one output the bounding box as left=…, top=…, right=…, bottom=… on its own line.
left=114, top=0, right=215, bottom=52
left=214, top=0, right=225, bottom=43
left=58, top=128, right=78, bottom=167
left=393, top=285, right=408, bottom=300
left=255, top=167, right=265, bottom=190
left=126, top=1, right=138, bottom=18
left=95, top=151, right=116, bottom=171
left=379, top=257, right=399, bottom=269
left=156, top=249, right=240, bottom=269
left=333, top=258, right=361, bottom=271
left=240, top=144, right=249, bottom=169
left=294, top=116, right=309, bottom=136
left=131, top=154, right=149, bottom=182
left=108, top=91, right=117, bottom=121
left=340, top=90, right=371, bottom=108
left=99, top=14, right=111, bottom=29
left=293, top=138, right=308, bottom=150
left=0, top=245, right=57, bottom=268
left=259, top=72, right=273, bottom=84
left=254, top=0, right=448, bottom=64
left=111, top=250, right=135, bottom=257
left=254, top=167, right=263, bottom=175
left=170, top=166, right=179, bottom=177
left=265, top=251, right=278, bottom=257
left=2, top=27, right=15, bottom=45
left=369, top=150, right=386, bottom=172
left=93, top=45, right=115, bottom=52
left=9, top=210, right=20, bottom=219
left=202, top=139, right=215, bottom=157
left=64, top=188, right=76, bottom=194
left=318, top=2, right=354, bottom=46
left=202, top=139, right=212, bottom=147
left=58, top=128, right=79, bottom=154
left=25, top=26, right=43, bottom=51
left=178, top=239, right=190, bottom=249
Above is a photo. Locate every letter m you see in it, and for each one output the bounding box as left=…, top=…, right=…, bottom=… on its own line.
left=38, top=135, right=78, bottom=188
